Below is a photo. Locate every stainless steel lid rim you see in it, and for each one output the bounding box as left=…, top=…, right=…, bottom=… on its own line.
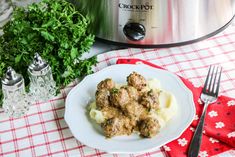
left=77, top=0, right=235, bottom=46
left=96, top=14, right=235, bottom=48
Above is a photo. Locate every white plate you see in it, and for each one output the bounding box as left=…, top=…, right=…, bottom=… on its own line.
left=64, top=64, right=195, bottom=154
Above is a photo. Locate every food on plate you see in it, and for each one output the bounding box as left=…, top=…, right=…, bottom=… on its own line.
left=127, top=72, right=147, bottom=91
left=138, top=117, right=161, bottom=138
left=88, top=72, right=177, bottom=138
left=97, top=78, right=116, bottom=91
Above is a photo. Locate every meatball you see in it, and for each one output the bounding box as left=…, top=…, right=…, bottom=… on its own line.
left=101, top=116, right=133, bottom=138
left=121, top=86, right=139, bottom=101
left=97, top=78, right=115, bottom=91
left=123, top=101, right=146, bottom=121
left=127, top=72, right=147, bottom=91
left=140, top=89, right=159, bottom=110
left=101, top=118, right=121, bottom=138
left=138, top=117, right=160, bottom=138
left=96, top=89, right=110, bottom=109
left=110, top=88, right=130, bottom=108
left=101, top=106, right=122, bottom=119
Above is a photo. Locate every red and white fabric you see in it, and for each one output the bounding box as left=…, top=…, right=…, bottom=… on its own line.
left=1, top=25, right=235, bottom=157
left=116, top=58, right=235, bottom=157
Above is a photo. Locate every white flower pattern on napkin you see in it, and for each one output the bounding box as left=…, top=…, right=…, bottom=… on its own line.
left=227, top=100, right=235, bottom=106
left=177, top=138, right=188, bottom=146
left=163, top=145, right=171, bottom=151
left=215, top=122, right=225, bottom=128
left=194, top=115, right=199, bottom=121
left=199, top=151, right=209, bottom=157
left=190, top=127, right=195, bottom=132
left=208, top=111, right=218, bottom=117
left=209, top=137, right=219, bottom=143
left=227, top=131, right=235, bottom=138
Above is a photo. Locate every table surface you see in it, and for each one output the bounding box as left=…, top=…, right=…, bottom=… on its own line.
left=1, top=23, right=235, bottom=157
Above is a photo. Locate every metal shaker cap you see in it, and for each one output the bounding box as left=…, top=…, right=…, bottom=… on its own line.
left=1, top=67, right=23, bottom=87
left=28, top=53, right=50, bottom=76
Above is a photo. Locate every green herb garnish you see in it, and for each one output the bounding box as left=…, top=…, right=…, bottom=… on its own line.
left=111, top=88, right=119, bottom=94
left=147, top=89, right=153, bottom=96
left=0, top=0, right=97, bottom=105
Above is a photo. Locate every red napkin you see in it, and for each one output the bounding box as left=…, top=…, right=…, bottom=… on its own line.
left=116, top=58, right=235, bottom=157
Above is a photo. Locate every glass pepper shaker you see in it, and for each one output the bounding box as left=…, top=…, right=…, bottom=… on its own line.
left=2, top=67, right=30, bottom=118
left=28, top=53, right=56, bottom=102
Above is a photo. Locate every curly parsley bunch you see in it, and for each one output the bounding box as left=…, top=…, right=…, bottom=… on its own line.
left=0, top=0, right=97, bottom=105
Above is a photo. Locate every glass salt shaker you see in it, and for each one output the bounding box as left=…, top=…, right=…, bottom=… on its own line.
left=28, top=53, right=56, bottom=102
left=2, top=67, right=30, bottom=118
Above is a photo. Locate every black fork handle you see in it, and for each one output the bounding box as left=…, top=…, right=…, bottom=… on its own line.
left=188, top=102, right=209, bottom=157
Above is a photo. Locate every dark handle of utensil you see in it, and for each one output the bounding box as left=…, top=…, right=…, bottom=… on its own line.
left=188, top=102, right=209, bottom=157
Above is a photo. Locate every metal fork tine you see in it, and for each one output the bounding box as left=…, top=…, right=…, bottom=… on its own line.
left=208, top=66, right=215, bottom=92
left=211, top=66, right=219, bottom=93
left=189, top=65, right=222, bottom=157
left=215, top=67, right=222, bottom=97
left=203, top=65, right=212, bottom=92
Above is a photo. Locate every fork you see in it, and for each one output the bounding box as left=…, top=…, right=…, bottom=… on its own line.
left=188, top=65, right=222, bottom=157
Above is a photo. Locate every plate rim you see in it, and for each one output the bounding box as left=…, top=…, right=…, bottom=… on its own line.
left=64, top=64, right=196, bottom=154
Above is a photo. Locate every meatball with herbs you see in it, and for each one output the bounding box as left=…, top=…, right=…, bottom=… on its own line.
left=138, top=117, right=160, bottom=138
left=123, top=101, right=146, bottom=121
left=140, top=89, right=159, bottom=110
left=95, top=89, right=110, bottom=109
left=127, top=72, right=147, bottom=91
left=91, top=72, right=166, bottom=139
left=101, top=116, right=133, bottom=138
left=121, top=86, right=139, bottom=101
left=110, top=88, right=130, bottom=108
left=101, top=118, right=121, bottom=138
left=97, top=78, right=115, bottom=91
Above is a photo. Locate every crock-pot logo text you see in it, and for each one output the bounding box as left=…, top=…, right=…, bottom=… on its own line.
left=119, top=3, right=153, bottom=11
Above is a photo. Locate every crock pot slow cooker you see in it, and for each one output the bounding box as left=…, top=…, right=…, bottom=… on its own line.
left=76, top=0, right=235, bottom=48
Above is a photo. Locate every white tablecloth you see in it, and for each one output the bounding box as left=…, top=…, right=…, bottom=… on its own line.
left=1, top=25, right=235, bottom=157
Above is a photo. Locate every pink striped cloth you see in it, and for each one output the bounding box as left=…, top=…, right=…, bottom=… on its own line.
left=116, top=58, right=235, bottom=157
left=1, top=25, right=235, bottom=157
